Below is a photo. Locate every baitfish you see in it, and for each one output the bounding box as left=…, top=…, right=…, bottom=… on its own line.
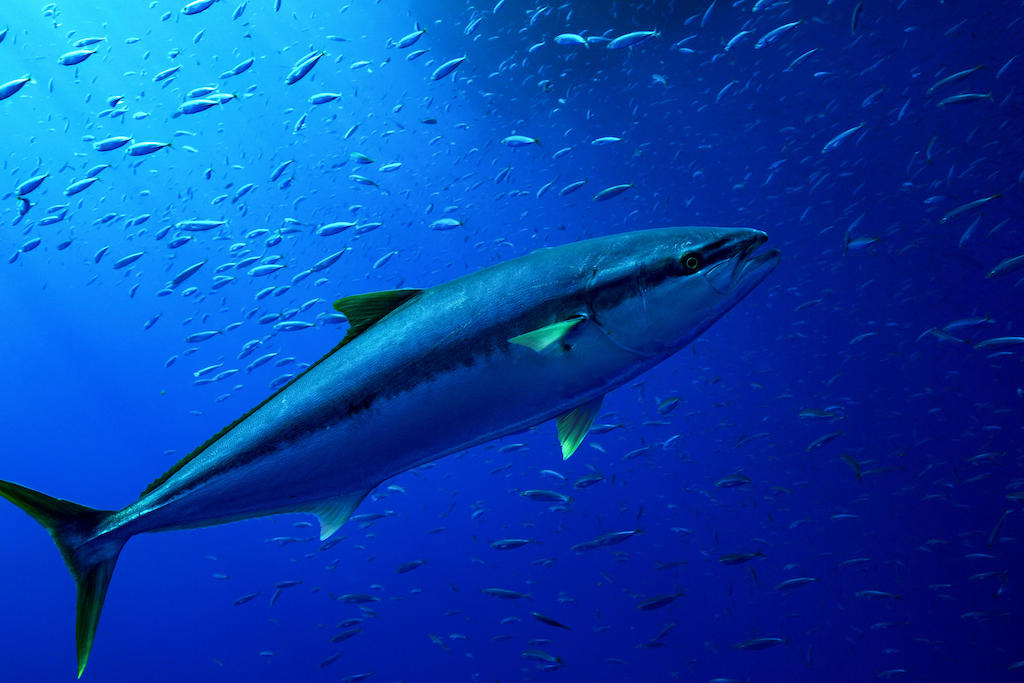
left=735, top=636, right=787, bottom=650
left=636, top=592, right=684, bottom=611
left=0, top=226, right=778, bottom=677
left=570, top=529, right=641, bottom=551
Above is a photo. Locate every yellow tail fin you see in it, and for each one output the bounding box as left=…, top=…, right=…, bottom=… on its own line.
left=0, top=479, right=123, bottom=678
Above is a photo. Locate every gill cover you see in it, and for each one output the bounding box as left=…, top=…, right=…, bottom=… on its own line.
left=584, top=228, right=771, bottom=356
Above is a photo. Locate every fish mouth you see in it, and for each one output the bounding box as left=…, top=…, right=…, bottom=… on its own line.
left=704, top=230, right=780, bottom=295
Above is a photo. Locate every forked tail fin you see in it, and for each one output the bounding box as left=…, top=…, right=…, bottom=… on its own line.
left=0, top=479, right=125, bottom=678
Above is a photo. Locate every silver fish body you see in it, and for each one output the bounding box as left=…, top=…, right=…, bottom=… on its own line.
left=0, top=226, right=778, bottom=676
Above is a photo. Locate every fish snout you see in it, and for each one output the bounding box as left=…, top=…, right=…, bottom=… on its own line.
left=704, top=230, right=778, bottom=295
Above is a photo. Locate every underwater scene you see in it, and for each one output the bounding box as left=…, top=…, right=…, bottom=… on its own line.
left=1, top=0, right=1022, bottom=681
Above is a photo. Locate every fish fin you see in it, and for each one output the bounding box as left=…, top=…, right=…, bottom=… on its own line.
left=141, top=290, right=423, bottom=499
left=556, top=395, right=604, bottom=460
left=509, top=315, right=586, bottom=353
left=309, top=490, right=371, bottom=541
left=0, top=479, right=124, bottom=678
left=333, top=289, right=424, bottom=344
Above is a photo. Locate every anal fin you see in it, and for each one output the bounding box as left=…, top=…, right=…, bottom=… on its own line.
left=307, top=490, right=371, bottom=541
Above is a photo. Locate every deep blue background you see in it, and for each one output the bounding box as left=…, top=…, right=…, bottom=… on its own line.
left=1, top=0, right=1022, bottom=681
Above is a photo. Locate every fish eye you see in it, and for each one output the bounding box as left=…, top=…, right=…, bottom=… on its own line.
left=680, top=253, right=701, bottom=274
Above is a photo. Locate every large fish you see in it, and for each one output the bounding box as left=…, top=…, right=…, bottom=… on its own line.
left=0, top=226, right=778, bottom=676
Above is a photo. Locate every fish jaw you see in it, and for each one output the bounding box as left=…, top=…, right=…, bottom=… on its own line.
left=585, top=227, right=779, bottom=356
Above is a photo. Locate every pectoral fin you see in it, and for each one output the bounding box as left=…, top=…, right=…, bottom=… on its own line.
left=308, top=490, right=371, bottom=541
left=333, top=288, right=424, bottom=344
left=509, top=315, right=586, bottom=353
left=556, top=395, right=603, bottom=460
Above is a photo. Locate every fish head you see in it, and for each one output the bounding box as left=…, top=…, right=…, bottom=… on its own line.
left=585, top=227, right=779, bottom=356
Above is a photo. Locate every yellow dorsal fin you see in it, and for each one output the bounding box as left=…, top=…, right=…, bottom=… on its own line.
left=556, top=394, right=603, bottom=460
left=333, top=288, right=424, bottom=344
left=509, top=315, right=586, bottom=352
left=139, top=289, right=423, bottom=499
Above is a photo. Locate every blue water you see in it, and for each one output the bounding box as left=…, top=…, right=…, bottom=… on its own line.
left=2, top=0, right=1022, bottom=681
